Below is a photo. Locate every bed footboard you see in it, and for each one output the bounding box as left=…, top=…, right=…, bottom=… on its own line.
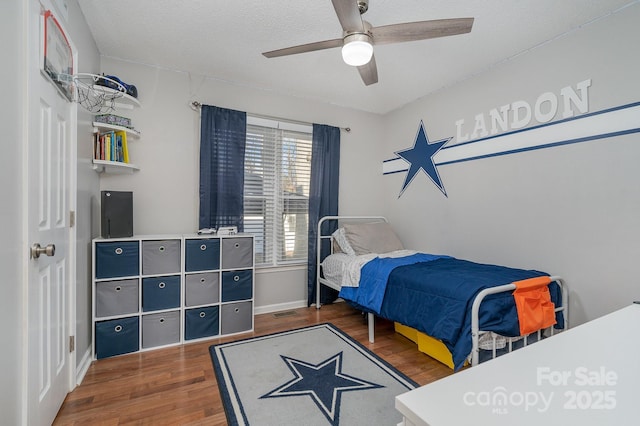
left=470, top=276, right=569, bottom=366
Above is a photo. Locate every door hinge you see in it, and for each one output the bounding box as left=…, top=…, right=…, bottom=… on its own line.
left=69, top=335, right=75, bottom=353
left=69, top=210, right=75, bottom=228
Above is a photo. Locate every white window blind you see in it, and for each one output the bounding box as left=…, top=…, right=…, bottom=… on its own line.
left=244, top=117, right=312, bottom=266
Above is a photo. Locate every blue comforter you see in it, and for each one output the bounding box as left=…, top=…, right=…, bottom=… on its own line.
left=339, top=256, right=563, bottom=370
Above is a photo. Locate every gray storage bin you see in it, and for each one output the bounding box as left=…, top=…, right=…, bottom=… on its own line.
left=95, top=279, right=139, bottom=317
left=185, top=272, right=219, bottom=307
left=142, top=311, right=180, bottom=349
left=142, top=239, right=181, bottom=275
left=221, top=237, right=253, bottom=269
left=220, top=301, right=253, bottom=335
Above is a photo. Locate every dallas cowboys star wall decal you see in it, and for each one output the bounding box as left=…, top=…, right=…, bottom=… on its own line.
left=260, top=351, right=383, bottom=425
left=395, top=120, right=452, bottom=197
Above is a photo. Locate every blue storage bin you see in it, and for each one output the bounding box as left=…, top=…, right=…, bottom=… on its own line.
left=95, top=316, right=139, bottom=359
left=95, top=241, right=139, bottom=279
left=142, top=275, right=181, bottom=311
left=185, top=306, right=219, bottom=340
left=221, top=269, right=253, bottom=302
left=185, top=238, right=220, bottom=271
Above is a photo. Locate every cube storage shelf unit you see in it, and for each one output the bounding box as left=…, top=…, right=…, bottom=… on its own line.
left=92, top=233, right=254, bottom=360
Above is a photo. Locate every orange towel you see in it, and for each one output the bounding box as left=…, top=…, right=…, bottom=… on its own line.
left=512, top=276, right=556, bottom=336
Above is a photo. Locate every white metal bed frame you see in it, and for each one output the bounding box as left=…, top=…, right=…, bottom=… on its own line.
left=315, top=215, right=569, bottom=366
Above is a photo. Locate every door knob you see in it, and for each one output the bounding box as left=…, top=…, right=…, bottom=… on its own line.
left=31, top=243, right=56, bottom=259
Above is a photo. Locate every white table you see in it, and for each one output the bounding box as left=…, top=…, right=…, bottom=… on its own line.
left=396, top=304, right=640, bottom=425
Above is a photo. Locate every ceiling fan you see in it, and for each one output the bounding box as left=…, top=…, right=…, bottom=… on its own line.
left=262, top=0, right=474, bottom=86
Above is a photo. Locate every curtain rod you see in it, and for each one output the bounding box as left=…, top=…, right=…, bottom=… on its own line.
left=190, top=101, right=351, bottom=132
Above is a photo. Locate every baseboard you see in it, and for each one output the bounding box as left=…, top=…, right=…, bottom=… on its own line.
left=254, top=300, right=307, bottom=315
left=75, top=347, right=92, bottom=386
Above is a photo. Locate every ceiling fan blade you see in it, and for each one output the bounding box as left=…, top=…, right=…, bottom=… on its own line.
left=262, top=38, right=343, bottom=58
left=371, top=18, right=474, bottom=45
left=357, top=54, right=378, bottom=86
left=331, top=0, right=364, bottom=33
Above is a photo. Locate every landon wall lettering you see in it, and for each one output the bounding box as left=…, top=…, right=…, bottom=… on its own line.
left=454, top=79, right=591, bottom=143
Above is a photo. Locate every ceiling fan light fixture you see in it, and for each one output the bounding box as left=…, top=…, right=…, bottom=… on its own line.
left=341, top=33, right=373, bottom=67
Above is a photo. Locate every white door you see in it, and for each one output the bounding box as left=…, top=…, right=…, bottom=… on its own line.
left=25, top=1, right=76, bottom=424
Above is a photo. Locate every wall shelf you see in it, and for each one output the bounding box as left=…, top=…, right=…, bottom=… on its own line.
left=93, top=122, right=141, bottom=139
left=92, top=159, right=139, bottom=174
left=92, top=85, right=141, bottom=110
left=92, top=85, right=141, bottom=174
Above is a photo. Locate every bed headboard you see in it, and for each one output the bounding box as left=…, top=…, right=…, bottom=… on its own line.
left=316, top=216, right=388, bottom=306
left=317, top=215, right=388, bottom=255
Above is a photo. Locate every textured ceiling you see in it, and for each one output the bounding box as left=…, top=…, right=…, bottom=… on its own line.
left=78, top=0, right=636, bottom=114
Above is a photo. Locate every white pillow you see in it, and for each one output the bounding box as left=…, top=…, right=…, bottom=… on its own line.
left=331, top=227, right=356, bottom=256
left=343, top=221, right=404, bottom=255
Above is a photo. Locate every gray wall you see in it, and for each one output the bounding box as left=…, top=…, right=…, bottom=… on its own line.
left=380, top=3, right=640, bottom=326
left=0, top=0, right=26, bottom=423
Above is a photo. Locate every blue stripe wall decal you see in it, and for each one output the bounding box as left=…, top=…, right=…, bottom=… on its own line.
left=383, top=101, right=640, bottom=196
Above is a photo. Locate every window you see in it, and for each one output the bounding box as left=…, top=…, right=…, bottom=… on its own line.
left=244, top=117, right=312, bottom=267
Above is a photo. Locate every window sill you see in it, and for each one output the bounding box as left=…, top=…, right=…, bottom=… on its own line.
left=255, top=263, right=307, bottom=274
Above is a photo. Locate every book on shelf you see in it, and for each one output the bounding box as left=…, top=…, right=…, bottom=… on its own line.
left=115, top=130, right=129, bottom=163
left=110, top=130, right=116, bottom=161
left=93, top=132, right=99, bottom=161
left=104, top=132, right=110, bottom=161
left=93, top=130, right=130, bottom=164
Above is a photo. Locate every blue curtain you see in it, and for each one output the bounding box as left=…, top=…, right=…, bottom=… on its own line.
left=307, top=124, right=340, bottom=306
left=199, top=105, right=247, bottom=231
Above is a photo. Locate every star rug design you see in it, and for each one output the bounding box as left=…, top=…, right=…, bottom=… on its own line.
left=210, top=323, right=417, bottom=425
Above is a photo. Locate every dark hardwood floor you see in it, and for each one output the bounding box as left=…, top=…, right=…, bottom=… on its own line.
left=54, top=302, right=453, bottom=425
